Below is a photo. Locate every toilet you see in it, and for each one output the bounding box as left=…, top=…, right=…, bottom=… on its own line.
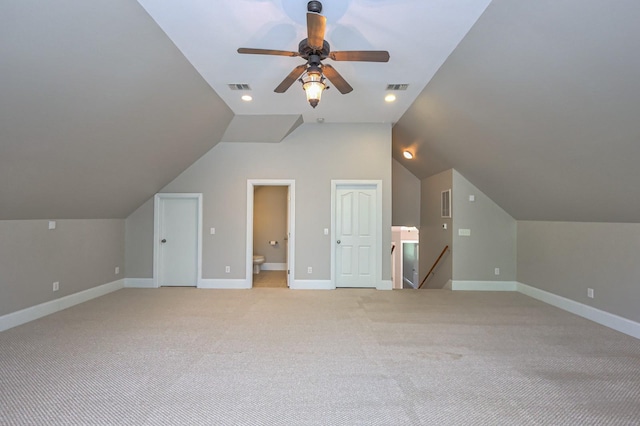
left=253, top=255, right=265, bottom=274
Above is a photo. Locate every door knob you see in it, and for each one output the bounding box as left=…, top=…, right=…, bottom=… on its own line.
left=161, top=239, right=167, bottom=243
left=337, top=240, right=341, bottom=244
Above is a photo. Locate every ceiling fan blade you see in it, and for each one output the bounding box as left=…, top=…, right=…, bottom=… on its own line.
left=274, top=64, right=307, bottom=93
left=329, top=50, right=390, bottom=62
left=307, top=12, right=326, bottom=50
left=238, top=48, right=299, bottom=57
left=322, top=64, right=353, bottom=94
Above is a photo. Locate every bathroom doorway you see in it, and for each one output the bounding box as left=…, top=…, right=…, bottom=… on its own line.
left=246, top=180, right=295, bottom=288
left=391, top=226, right=419, bottom=289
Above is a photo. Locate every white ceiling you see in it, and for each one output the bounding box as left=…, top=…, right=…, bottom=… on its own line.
left=137, top=0, right=491, bottom=124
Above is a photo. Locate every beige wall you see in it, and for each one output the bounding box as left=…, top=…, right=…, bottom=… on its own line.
left=392, top=159, right=420, bottom=227
left=419, top=169, right=453, bottom=289
left=0, top=219, right=124, bottom=317
left=125, top=198, right=154, bottom=279
left=253, top=186, right=288, bottom=264
left=452, top=170, right=516, bottom=282
left=125, top=123, right=392, bottom=282
left=518, top=221, right=640, bottom=323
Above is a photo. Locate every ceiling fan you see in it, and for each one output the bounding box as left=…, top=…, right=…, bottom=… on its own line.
left=237, top=0, right=390, bottom=108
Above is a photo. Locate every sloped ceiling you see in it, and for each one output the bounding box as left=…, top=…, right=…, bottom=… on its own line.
left=393, top=0, right=640, bottom=223
left=0, top=0, right=233, bottom=219
left=4, top=0, right=640, bottom=224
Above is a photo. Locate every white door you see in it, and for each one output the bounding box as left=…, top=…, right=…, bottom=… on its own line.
left=158, top=197, right=198, bottom=287
left=335, top=186, right=377, bottom=288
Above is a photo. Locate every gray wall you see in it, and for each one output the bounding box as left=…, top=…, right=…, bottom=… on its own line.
left=253, top=186, right=288, bottom=264
left=419, top=169, right=452, bottom=289
left=452, top=170, right=516, bottom=281
left=0, top=219, right=124, bottom=317
left=392, top=158, right=420, bottom=227
left=125, top=198, right=154, bottom=279
left=518, top=221, right=640, bottom=323
left=125, top=123, right=392, bottom=282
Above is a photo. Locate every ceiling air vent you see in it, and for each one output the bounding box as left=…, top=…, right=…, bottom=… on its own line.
left=228, top=83, right=252, bottom=91
left=386, top=84, right=409, bottom=91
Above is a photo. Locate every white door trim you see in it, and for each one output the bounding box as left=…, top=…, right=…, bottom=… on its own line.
left=331, top=180, right=383, bottom=288
left=246, top=180, right=295, bottom=288
left=153, top=193, right=203, bottom=289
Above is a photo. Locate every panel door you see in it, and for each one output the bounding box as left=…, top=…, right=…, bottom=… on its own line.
left=335, top=187, right=377, bottom=288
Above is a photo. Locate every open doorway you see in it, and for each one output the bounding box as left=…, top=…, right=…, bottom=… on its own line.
left=246, top=180, right=295, bottom=289
left=391, top=226, right=419, bottom=289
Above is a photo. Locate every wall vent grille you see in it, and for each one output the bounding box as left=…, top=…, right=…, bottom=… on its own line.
left=386, top=84, right=409, bottom=91
left=228, top=83, right=252, bottom=91
left=441, top=189, right=451, bottom=218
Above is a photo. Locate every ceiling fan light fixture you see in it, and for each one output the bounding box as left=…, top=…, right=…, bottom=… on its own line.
left=301, top=67, right=326, bottom=108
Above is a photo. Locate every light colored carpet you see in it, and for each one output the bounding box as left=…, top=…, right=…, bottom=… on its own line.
left=1, top=289, right=639, bottom=425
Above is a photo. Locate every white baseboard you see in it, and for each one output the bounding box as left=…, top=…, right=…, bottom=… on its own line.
left=198, top=279, right=251, bottom=289
left=124, top=278, right=155, bottom=288
left=377, top=280, right=393, bottom=290
left=517, top=282, right=640, bottom=340
left=289, top=280, right=335, bottom=290
left=0, top=279, right=124, bottom=333
left=451, top=280, right=518, bottom=291
left=261, top=263, right=287, bottom=271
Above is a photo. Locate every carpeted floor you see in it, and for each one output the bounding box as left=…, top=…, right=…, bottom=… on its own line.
left=253, top=270, right=288, bottom=288
left=1, top=288, right=639, bottom=425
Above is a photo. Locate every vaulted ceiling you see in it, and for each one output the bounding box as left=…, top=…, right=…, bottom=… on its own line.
left=392, top=0, right=640, bottom=222
left=2, top=0, right=640, bottom=223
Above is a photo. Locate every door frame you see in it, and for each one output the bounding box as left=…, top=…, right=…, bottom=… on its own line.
left=246, top=179, right=295, bottom=288
left=331, top=180, right=382, bottom=288
left=153, top=193, right=203, bottom=289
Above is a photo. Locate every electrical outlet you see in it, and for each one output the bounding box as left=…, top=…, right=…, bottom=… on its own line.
left=115, top=266, right=120, bottom=275
left=53, top=281, right=59, bottom=292
left=225, top=266, right=230, bottom=273
left=458, top=228, right=471, bottom=236
left=494, top=267, right=500, bottom=276
left=307, top=267, right=313, bottom=274
left=587, top=288, right=594, bottom=299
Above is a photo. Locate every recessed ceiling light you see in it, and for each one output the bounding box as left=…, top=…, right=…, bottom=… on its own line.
left=385, top=94, right=396, bottom=103
left=403, top=150, right=413, bottom=159
left=241, top=95, right=253, bottom=101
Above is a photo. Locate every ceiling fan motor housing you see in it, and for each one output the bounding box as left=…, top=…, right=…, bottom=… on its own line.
left=298, top=39, right=330, bottom=60
left=307, top=1, right=322, bottom=13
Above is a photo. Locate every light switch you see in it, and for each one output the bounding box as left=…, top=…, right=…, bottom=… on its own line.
left=48, top=221, right=56, bottom=230
left=469, top=195, right=475, bottom=202
left=324, top=228, right=329, bottom=235
left=458, top=229, right=471, bottom=236
left=210, top=227, right=216, bottom=235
